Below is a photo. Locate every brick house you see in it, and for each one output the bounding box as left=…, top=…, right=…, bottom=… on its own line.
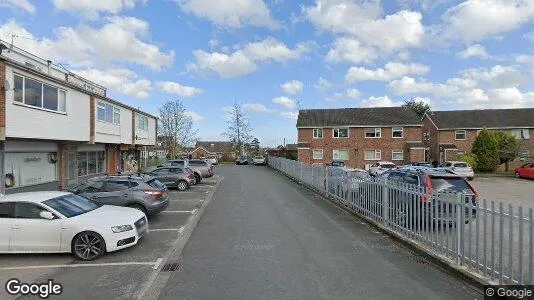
left=190, top=141, right=238, bottom=159
left=423, top=108, right=534, bottom=167
left=296, top=107, right=425, bottom=169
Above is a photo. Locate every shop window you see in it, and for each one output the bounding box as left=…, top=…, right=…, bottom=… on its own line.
left=77, top=151, right=105, bottom=176
left=5, top=152, right=58, bottom=188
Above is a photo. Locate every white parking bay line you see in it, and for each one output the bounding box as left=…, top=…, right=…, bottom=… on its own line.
left=1, top=261, right=159, bottom=271
left=169, top=199, right=204, bottom=202
left=153, top=258, right=163, bottom=270
left=150, top=228, right=181, bottom=232
left=161, top=210, right=194, bottom=213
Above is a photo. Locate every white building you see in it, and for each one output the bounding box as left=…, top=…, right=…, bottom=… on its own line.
left=0, top=40, right=157, bottom=193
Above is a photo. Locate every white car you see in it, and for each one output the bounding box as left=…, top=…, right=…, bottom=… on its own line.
left=0, top=191, right=148, bottom=261
left=252, top=156, right=266, bottom=165
left=206, top=155, right=218, bottom=165
left=440, top=161, right=475, bottom=180
left=368, top=161, right=397, bottom=176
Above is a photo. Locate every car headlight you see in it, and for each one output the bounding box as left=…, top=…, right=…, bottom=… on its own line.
left=111, top=225, right=133, bottom=233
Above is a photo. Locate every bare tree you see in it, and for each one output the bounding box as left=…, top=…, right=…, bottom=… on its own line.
left=223, top=101, right=253, bottom=156
left=158, top=99, right=197, bottom=158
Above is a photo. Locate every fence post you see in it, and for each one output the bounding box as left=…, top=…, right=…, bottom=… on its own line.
left=456, top=193, right=463, bottom=265
left=300, top=162, right=303, bottom=182
left=382, top=180, right=389, bottom=225
left=325, top=166, right=329, bottom=194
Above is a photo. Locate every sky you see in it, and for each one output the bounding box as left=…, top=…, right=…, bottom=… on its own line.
left=0, top=0, right=533, bottom=147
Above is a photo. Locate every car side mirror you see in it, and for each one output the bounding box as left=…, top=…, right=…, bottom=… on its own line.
left=39, top=211, right=55, bottom=220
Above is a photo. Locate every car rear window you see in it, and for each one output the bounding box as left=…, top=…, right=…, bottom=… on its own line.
left=454, top=162, right=469, bottom=168
left=170, top=161, right=185, bottom=166
left=381, top=164, right=396, bottom=168
left=430, top=177, right=473, bottom=193
left=331, top=161, right=345, bottom=167
left=146, top=179, right=166, bottom=189
left=189, top=160, right=207, bottom=166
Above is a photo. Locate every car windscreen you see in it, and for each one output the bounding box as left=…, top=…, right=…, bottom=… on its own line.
left=453, top=162, right=469, bottom=168
left=146, top=179, right=166, bottom=189
left=430, top=177, right=473, bottom=193
left=255, top=156, right=263, bottom=159
left=43, top=194, right=100, bottom=218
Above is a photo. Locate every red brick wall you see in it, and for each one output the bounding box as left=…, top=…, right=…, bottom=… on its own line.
left=439, top=129, right=478, bottom=153
left=408, top=148, right=425, bottom=162
left=0, top=59, right=5, bottom=140
left=298, top=126, right=423, bottom=169
left=422, top=115, right=438, bottom=161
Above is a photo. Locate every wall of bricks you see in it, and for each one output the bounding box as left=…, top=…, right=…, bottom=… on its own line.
left=298, top=126, right=423, bottom=169
left=422, top=115, right=438, bottom=161
left=408, top=148, right=425, bottom=162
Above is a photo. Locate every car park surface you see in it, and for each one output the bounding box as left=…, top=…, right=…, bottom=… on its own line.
left=471, top=176, right=534, bottom=210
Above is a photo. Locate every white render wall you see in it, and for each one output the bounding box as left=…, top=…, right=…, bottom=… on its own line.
left=94, top=98, right=133, bottom=145
left=5, top=65, right=90, bottom=141
left=134, top=112, right=156, bottom=146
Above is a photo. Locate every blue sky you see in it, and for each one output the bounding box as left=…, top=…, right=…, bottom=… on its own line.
left=1, top=0, right=533, bottom=147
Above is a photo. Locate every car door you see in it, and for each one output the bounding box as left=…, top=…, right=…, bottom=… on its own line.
left=0, top=202, right=12, bottom=251
left=151, top=168, right=172, bottom=185
left=77, top=180, right=105, bottom=202
left=169, top=167, right=184, bottom=184
left=97, top=179, right=133, bottom=206
left=526, top=163, right=534, bottom=179
left=9, top=202, right=62, bottom=252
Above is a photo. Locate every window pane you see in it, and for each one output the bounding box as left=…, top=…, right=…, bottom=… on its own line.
left=339, top=129, right=348, bottom=138
left=364, top=150, right=374, bottom=160
left=13, top=203, right=47, bottom=219
left=313, top=150, right=323, bottom=159
left=104, top=180, right=130, bottom=192
left=392, top=151, right=403, bottom=160
left=43, top=84, right=58, bottom=111
left=114, top=108, right=120, bottom=124
left=0, top=203, right=11, bottom=218
left=365, top=128, right=376, bottom=137
left=25, top=77, right=42, bottom=107
left=339, top=150, right=349, bottom=160
left=105, top=104, right=113, bottom=122
left=97, top=152, right=105, bottom=173
left=14, top=75, right=23, bottom=102
left=88, top=152, right=97, bottom=174
left=392, top=127, right=403, bottom=137
left=58, top=90, right=66, bottom=112
left=333, top=130, right=339, bottom=138
left=77, top=152, right=87, bottom=176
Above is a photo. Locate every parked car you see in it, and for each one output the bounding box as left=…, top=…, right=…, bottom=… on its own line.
left=326, top=168, right=371, bottom=197
left=206, top=155, right=218, bottom=165
left=165, top=159, right=203, bottom=183
left=515, top=162, right=534, bottom=179
left=368, top=161, right=396, bottom=176
left=0, top=191, right=148, bottom=260
left=236, top=156, right=248, bottom=165
left=145, top=166, right=195, bottom=190
left=439, top=161, right=475, bottom=180
left=405, top=162, right=432, bottom=167
left=188, top=159, right=214, bottom=178
left=69, top=174, right=169, bottom=216
left=252, top=156, right=266, bottom=165
left=327, top=160, right=346, bottom=168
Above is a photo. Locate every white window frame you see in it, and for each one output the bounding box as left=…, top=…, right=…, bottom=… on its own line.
left=313, top=128, right=323, bottom=139
left=392, top=127, right=403, bottom=138
left=332, top=128, right=349, bottom=139
left=97, top=101, right=120, bottom=124
left=312, top=149, right=323, bottom=160
left=13, top=73, right=67, bottom=113
left=515, top=150, right=529, bottom=161
left=391, top=150, right=404, bottom=161
left=511, top=129, right=530, bottom=140
left=364, top=128, right=381, bottom=138
left=364, top=150, right=381, bottom=160
left=137, top=115, right=149, bottom=131
left=332, top=149, right=349, bottom=161
left=455, top=130, right=467, bottom=140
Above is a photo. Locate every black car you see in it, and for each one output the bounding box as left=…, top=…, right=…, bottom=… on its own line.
left=236, top=156, right=248, bottom=165
left=327, top=160, right=346, bottom=168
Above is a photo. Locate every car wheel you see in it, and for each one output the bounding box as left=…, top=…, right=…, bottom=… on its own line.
left=128, top=204, right=147, bottom=216
left=194, top=174, right=201, bottom=184
left=177, top=180, right=188, bottom=191
left=515, top=172, right=520, bottom=179
left=72, top=231, right=106, bottom=261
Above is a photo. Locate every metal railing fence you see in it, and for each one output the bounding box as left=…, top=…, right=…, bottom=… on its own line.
left=268, top=156, right=533, bottom=285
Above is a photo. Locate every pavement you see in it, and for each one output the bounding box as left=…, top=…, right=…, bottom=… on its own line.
left=158, top=165, right=482, bottom=299
left=0, top=175, right=221, bottom=300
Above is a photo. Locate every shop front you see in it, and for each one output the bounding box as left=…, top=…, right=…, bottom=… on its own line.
left=119, top=144, right=140, bottom=173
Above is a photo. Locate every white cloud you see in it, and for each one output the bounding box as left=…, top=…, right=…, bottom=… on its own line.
left=279, top=111, right=298, bottom=120
left=0, top=0, right=36, bottom=14
left=243, top=103, right=273, bottom=113
left=304, top=0, right=425, bottom=52
left=176, top=0, right=279, bottom=29
left=346, top=88, right=361, bottom=99
left=0, top=18, right=174, bottom=71
left=325, top=37, right=377, bottom=64
left=156, top=81, right=203, bottom=97
left=525, top=31, right=534, bottom=41
left=360, top=95, right=402, bottom=107
left=272, top=96, right=296, bottom=109
left=314, top=77, right=332, bottom=90
left=461, top=65, right=524, bottom=89
left=53, top=0, right=146, bottom=18
left=516, top=55, right=534, bottom=68
left=441, top=0, right=534, bottom=42
left=188, top=50, right=258, bottom=78
left=281, top=80, right=304, bottom=95
left=184, top=111, right=205, bottom=121
left=457, top=44, right=489, bottom=59
left=188, top=38, right=308, bottom=78
left=73, top=68, right=152, bottom=98
left=345, top=62, right=429, bottom=83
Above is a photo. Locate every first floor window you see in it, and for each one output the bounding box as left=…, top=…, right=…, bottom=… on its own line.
left=392, top=150, right=404, bottom=161
left=312, top=149, right=323, bottom=159
left=365, top=128, right=381, bottom=138
left=392, top=127, right=403, bottom=138
left=138, top=115, right=149, bottom=131
left=511, top=129, right=530, bottom=140
left=78, top=151, right=105, bottom=176
left=13, top=74, right=67, bottom=112
left=333, top=149, right=349, bottom=160
left=313, top=128, right=323, bottom=139
left=333, top=128, right=349, bottom=138
left=364, top=150, right=381, bottom=160
left=97, top=101, right=120, bottom=124
left=515, top=150, right=529, bottom=161
left=455, top=130, right=467, bottom=140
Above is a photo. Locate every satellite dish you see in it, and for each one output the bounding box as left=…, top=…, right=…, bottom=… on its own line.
left=3, top=79, right=11, bottom=91
left=3, top=79, right=10, bottom=91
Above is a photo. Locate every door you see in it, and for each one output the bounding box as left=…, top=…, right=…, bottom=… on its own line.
left=9, top=202, right=61, bottom=252
left=98, top=179, right=132, bottom=206
left=67, top=151, right=77, bottom=185
left=0, top=202, right=11, bottom=251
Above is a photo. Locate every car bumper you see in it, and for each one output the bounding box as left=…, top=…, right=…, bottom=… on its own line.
left=187, top=178, right=196, bottom=185
left=454, top=171, right=475, bottom=178
left=105, top=223, right=148, bottom=252
left=146, top=197, right=169, bottom=215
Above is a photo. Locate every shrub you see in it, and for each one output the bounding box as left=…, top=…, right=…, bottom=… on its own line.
left=457, top=153, right=476, bottom=169
left=471, top=128, right=499, bottom=172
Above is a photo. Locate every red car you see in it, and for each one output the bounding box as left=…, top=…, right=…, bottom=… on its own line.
left=515, top=163, right=534, bottom=179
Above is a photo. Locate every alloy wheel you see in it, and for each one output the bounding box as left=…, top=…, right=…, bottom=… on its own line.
left=74, top=233, right=103, bottom=260
left=178, top=181, right=188, bottom=191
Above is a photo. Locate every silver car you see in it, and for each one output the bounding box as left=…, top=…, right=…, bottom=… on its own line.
left=145, top=166, right=195, bottom=190
left=440, top=161, right=475, bottom=180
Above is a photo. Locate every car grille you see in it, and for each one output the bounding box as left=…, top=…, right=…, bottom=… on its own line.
left=134, top=216, right=147, bottom=231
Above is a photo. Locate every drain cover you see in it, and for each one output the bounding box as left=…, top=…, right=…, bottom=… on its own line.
left=161, top=262, right=180, bottom=272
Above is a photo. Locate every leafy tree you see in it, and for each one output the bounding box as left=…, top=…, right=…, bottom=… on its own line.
left=158, top=99, right=197, bottom=159
left=471, top=129, right=499, bottom=172
left=223, top=101, right=253, bottom=156
left=402, top=98, right=431, bottom=119
left=493, top=131, right=520, bottom=171
left=250, top=137, right=260, bottom=155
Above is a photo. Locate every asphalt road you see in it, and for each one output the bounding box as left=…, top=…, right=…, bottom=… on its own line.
left=159, top=165, right=482, bottom=300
